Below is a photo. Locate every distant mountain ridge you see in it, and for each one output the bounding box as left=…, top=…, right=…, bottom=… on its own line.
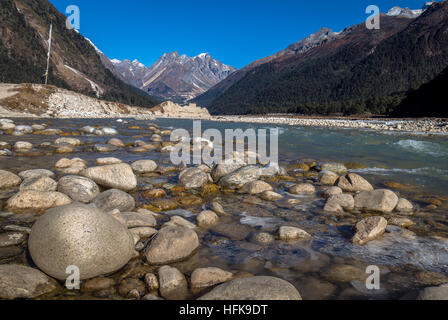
left=0, top=0, right=159, bottom=108
left=101, top=51, right=237, bottom=104
left=192, top=1, right=448, bottom=116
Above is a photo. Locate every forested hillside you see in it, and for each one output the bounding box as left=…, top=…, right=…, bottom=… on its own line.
left=202, top=2, right=448, bottom=116
left=392, top=66, right=448, bottom=117
left=0, top=0, right=158, bottom=108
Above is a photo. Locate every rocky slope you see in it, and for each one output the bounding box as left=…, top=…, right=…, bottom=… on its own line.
left=193, top=2, right=448, bottom=116
left=0, top=0, right=158, bottom=108
left=0, top=83, right=155, bottom=118
left=104, top=52, right=236, bottom=104
left=148, top=101, right=211, bottom=119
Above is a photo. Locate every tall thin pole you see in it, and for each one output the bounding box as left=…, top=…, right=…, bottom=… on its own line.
left=45, top=24, right=52, bottom=85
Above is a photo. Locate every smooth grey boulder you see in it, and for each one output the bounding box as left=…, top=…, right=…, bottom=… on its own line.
left=20, top=176, right=57, bottom=192
left=352, top=216, right=388, bottom=245
left=0, top=170, right=21, bottom=189
left=289, top=183, right=316, bottom=195
left=6, top=190, right=72, bottom=214
left=279, top=226, right=312, bottom=241
left=145, top=226, right=199, bottom=265
left=337, top=173, right=373, bottom=192
left=324, top=194, right=355, bottom=212
left=57, top=175, right=100, bottom=203
left=320, top=171, right=340, bottom=186
left=178, top=168, right=209, bottom=189
left=211, top=162, right=245, bottom=182
left=95, top=157, right=123, bottom=165
left=92, top=189, right=135, bottom=213
left=81, top=163, right=137, bottom=191
left=240, top=180, right=273, bottom=195
left=28, top=203, right=135, bottom=280
left=219, top=166, right=262, bottom=190
left=260, top=191, right=283, bottom=201
left=119, top=212, right=157, bottom=228
left=198, top=276, right=302, bottom=300
left=94, top=144, right=117, bottom=153
left=354, top=189, right=399, bottom=213
left=322, top=186, right=343, bottom=199
left=158, top=266, right=189, bottom=300
left=0, top=232, right=27, bottom=247
left=163, top=216, right=196, bottom=229
left=131, top=160, right=158, bottom=174
left=395, top=198, right=414, bottom=213
left=191, top=267, right=233, bottom=292
left=54, top=137, right=81, bottom=146
left=320, top=163, right=347, bottom=175
left=197, top=210, right=219, bottom=228
left=14, top=125, right=33, bottom=134
left=14, top=141, right=33, bottom=151
left=18, top=169, right=55, bottom=180
left=418, top=284, right=448, bottom=300
left=0, top=265, right=57, bottom=299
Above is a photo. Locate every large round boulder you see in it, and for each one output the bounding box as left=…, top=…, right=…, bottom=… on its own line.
left=145, top=226, right=199, bottom=265
left=57, top=175, right=100, bottom=203
left=81, top=163, right=137, bottom=191
left=198, top=276, right=302, bottom=300
left=28, top=203, right=135, bottom=280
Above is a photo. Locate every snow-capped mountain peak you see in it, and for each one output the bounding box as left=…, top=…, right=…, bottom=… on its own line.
left=196, top=52, right=209, bottom=59
left=96, top=50, right=236, bottom=104
left=83, top=33, right=236, bottom=105
left=386, top=2, right=434, bottom=18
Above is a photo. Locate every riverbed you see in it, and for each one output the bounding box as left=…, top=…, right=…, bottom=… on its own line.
left=1, top=117, right=448, bottom=300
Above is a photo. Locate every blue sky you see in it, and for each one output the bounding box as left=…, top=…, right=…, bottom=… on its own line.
left=49, top=0, right=428, bottom=69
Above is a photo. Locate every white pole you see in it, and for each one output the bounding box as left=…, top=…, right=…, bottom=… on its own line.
left=45, top=24, right=52, bottom=85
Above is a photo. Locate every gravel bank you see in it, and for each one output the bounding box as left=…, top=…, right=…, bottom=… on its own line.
left=209, top=116, right=448, bottom=134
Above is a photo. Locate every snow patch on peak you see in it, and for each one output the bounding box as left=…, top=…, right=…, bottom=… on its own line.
left=84, top=37, right=103, bottom=55
left=386, top=2, right=434, bottom=18
left=196, top=53, right=209, bottom=59
left=111, top=59, right=121, bottom=64
left=132, top=59, right=146, bottom=68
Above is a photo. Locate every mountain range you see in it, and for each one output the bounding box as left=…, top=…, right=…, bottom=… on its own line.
left=1, top=0, right=446, bottom=117
left=0, top=0, right=159, bottom=108
left=192, top=1, right=448, bottom=116
left=101, top=52, right=236, bottom=104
